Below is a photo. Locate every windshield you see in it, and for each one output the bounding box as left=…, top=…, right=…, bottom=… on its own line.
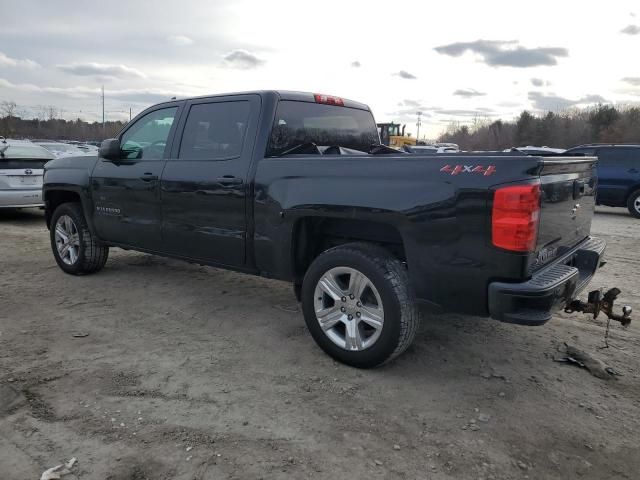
left=267, top=101, right=379, bottom=156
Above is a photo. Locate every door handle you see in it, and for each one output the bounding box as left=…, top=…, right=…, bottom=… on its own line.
left=140, top=173, right=158, bottom=182
left=216, top=176, right=243, bottom=185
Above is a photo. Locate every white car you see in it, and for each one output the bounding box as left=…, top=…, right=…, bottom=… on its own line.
left=0, top=138, right=53, bottom=208
left=504, top=146, right=566, bottom=156
left=75, top=143, right=99, bottom=154
left=36, top=141, right=92, bottom=158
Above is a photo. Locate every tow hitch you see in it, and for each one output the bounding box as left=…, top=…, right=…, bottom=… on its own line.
left=565, top=288, right=633, bottom=327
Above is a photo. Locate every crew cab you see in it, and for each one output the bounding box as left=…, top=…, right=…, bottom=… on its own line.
left=43, top=90, right=607, bottom=367
left=564, top=144, right=640, bottom=218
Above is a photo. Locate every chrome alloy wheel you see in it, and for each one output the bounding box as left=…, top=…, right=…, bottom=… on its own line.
left=313, top=267, right=385, bottom=351
left=54, top=215, right=80, bottom=265
left=635, top=196, right=640, bottom=215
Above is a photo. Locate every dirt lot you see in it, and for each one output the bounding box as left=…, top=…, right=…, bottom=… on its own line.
left=1, top=207, right=639, bottom=480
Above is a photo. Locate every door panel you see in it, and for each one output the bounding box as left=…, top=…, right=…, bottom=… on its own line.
left=161, top=96, right=260, bottom=266
left=92, top=159, right=166, bottom=248
left=91, top=105, right=180, bottom=250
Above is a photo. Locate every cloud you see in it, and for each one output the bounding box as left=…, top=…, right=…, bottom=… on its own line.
left=351, top=61, right=361, bottom=68
left=57, top=62, right=145, bottom=79
left=0, top=51, right=39, bottom=68
left=621, top=25, right=640, bottom=35
left=167, top=35, right=194, bottom=46
left=528, top=91, right=607, bottom=110
left=0, top=78, right=97, bottom=98
left=622, top=77, right=640, bottom=86
left=394, top=70, right=417, bottom=79
left=530, top=78, right=544, bottom=87
left=0, top=78, right=178, bottom=104
left=431, top=107, right=497, bottom=117
left=222, top=49, right=264, bottom=69
left=399, top=99, right=422, bottom=107
left=434, top=40, right=568, bottom=67
left=453, top=88, right=486, bottom=98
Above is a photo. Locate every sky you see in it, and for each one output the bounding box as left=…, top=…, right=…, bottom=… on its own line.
left=1, top=0, right=639, bottom=138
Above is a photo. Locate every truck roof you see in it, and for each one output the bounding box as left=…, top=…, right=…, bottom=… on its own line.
left=151, top=90, right=372, bottom=112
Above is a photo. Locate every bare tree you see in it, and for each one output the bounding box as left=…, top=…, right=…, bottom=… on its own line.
left=45, top=105, right=59, bottom=121
left=0, top=100, right=18, bottom=118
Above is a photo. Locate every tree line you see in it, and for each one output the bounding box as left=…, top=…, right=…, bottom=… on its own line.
left=0, top=101, right=125, bottom=141
left=3, top=99, right=639, bottom=148
left=437, top=104, right=640, bottom=150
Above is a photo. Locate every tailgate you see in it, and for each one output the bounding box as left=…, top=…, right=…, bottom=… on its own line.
left=532, top=156, right=597, bottom=270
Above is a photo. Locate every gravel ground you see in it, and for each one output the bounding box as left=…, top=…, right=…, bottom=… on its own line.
left=1, top=206, right=639, bottom=480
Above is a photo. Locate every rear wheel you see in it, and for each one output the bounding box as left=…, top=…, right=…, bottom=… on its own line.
left=301, top=243, right=420, bottom=368
left=50, top=202, right=109, bottom=275
left=627, top=190, right=640, bottom=219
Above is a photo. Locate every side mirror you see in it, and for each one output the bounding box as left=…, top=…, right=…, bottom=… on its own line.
left=99, top=138, right=121, bottom=160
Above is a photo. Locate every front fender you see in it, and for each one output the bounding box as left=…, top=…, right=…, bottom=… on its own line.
left=43, top=156, right=98, bottom=234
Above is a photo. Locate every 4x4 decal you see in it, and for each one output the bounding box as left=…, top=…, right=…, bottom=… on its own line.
left=440, top=164, right=496, bottom=176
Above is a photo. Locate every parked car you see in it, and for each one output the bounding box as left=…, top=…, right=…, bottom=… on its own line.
left=403, top=145, right=438, bottom=154
left=404, top=145, right=459, bottom=154
left=75, top=143, right=99, bottom=154
left=505, top=146, right=566, bottom=156
left=43, top=90, right=609, bottom=367
left=35, top=141, right=91, bottom=158
left=0, top=138, right=53, bottom=208
left=564, top=144, right=640, bottom=218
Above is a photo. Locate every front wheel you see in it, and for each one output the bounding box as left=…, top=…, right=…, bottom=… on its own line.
left=50, top=202, right=109, bottom=275
left=301, top=243, right=421, bottom=368
left=627, top=190, right=640, bottom=219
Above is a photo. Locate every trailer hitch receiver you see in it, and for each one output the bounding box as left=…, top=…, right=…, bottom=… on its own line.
left=565, top=288, right=633, bottom=327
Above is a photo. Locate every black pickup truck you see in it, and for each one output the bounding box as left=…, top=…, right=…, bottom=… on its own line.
left=43, top=90, right=613, bottom=367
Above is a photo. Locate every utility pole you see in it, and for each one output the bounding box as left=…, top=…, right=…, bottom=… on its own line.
left=101, top=85, right=105, bottom=137
left=416, top=111, right=422, bottom=144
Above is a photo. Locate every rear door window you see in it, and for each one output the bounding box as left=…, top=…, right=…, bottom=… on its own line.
left=178, top=101, right=251, bottom=160
left=597, top=148, right=635, bottom=166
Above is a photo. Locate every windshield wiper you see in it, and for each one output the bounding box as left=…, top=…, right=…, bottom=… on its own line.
left=275, top=142, right=320, bottom=157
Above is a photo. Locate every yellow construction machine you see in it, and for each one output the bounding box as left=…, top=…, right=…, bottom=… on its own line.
left=377, top=122, right=416, bottom=149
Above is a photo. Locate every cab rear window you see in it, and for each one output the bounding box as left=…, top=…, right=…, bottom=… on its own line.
left=267, top=101, right=379, bottom=156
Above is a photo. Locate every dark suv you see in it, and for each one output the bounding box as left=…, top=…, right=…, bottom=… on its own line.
left=564, top=144, right=640, bottom=218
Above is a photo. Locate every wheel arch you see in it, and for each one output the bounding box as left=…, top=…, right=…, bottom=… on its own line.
left=290, top=216, right=406, bottom=283
left=44, top=188, right=95, bottom=235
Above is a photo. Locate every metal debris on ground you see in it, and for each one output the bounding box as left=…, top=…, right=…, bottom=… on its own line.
left=40, top=458, right=77, bottom=480
left=554, top=343, right=621, bottom=379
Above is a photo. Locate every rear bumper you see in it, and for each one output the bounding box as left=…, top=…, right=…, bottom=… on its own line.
left=488, top=237, right=606, bottom=325
left=0, top=189, right=43, bottom=208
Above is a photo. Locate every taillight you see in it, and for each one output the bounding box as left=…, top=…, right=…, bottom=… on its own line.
left=492, top=183, right=541, bottom=252
left=314, top=94, right=344, bottom=106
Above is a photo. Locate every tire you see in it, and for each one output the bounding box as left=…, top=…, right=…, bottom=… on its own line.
left=50, top=202, right=109, bottom=275
left=301, top=242, right=421, bottom=368
left=627, top=190, right=640, bottom=219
